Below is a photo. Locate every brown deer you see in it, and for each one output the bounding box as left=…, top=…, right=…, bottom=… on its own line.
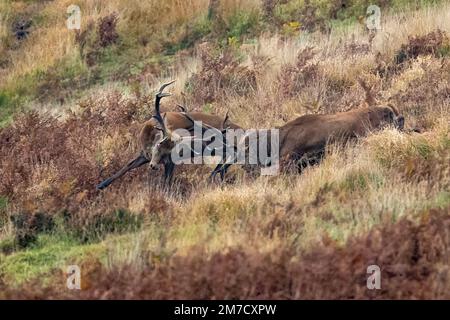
left=96, top=81, right=240, bottom=190
left=211, top=81, right=405, bottom=180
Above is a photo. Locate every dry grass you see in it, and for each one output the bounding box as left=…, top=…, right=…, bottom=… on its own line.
left=2, top=205, right=450, bottom=299
left=0, top=1, right=449, bottom=298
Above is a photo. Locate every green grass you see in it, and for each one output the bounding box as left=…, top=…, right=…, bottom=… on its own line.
left=1, top=0, right=442, bottom=127
left=165, top=15, right=213, bottom=55
left=339, top=170, right=384, bottom=192
left=0, top=206, right=145, bottom=286
left=227, top=10, right=261, bottom=40
left=0, top=196, right=8, bottom=229
left=432, top=191, right=450, bottom=209
left=67, top=209, right=145, bottom=244
left=0, top=197, right=8, bottom=212
left=0, top=218, right=162, bottom=286
left=0, top=234, right=106, bottom=285
left=0, top=90, right=21, bottom=127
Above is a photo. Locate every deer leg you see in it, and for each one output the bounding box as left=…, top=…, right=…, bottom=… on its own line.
left=163, top=158, right=175, bottom=185
left=210, top=163, right=223, bottom=182
left=210, top=158, right=234, bottom=182
left=96, top=152, right=149, bottom=190
left=210, top=143, right=241, bottom=182
left=219, top=163, right=233, bottom=181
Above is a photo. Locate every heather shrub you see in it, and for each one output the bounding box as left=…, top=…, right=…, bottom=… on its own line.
left=98, top=13, right=119, bottom=48
left=277, top=46, right=369, bottom=113
left=2, top=206, right=449, bottom=299
left=165, top=16, right=213, bottom=54
left=0, top=0, right=449, bottom=297
left=395, top=29, right=450, bottom=64
left=186, top=43, right=258, bottom=104
left=10, top=212, right=55, bottom=249
left=35, top=53, right=91, bottom=103
left=388, top=56, right=450, bottom=128
left=278, top=46, right=319, bottom=98
left=0, top=90, right=164, bottom=243
left=274, top=0, right=329, bottom=32
left=226, top=9, right=262, bottom=40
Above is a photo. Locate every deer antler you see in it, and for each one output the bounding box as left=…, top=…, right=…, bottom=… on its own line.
left=175, top=103, right=217, bottom=134
left=222, top=111, right=230, bottom=131
left=176, top=104, right=187, bottom=112
left=358, top=77, right=378, bottom=107
left=153, top=80, right=175, bottom=136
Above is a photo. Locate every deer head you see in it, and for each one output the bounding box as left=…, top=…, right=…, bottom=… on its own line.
left=358, top=77, right=404, bottom=131
left=148, top=80, right=180, bottom=169
left=148, top=81, right=230, bottom=169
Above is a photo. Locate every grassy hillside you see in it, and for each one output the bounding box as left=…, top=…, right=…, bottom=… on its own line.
left=0, top=0, right=449, bottom=298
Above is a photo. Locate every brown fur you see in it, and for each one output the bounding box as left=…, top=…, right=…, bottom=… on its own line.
left=97, top=111, right=241, bottom=190
left=278, top=105, right=404, bottom=162
left=140, top=111, right=241, bottom=160
left=212, top=105, right=404, bottom=178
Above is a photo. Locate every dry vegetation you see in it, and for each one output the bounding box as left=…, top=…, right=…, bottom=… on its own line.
left=0, top=0, right=449, bottom=299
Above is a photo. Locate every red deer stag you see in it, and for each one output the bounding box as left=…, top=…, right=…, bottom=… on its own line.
left=211, top=82, right=405, bottom=180
left=97, top=81, right=240, bottom=190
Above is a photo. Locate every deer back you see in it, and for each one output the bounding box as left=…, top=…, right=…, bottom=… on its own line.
left=140, top=111, right=241, bottom=159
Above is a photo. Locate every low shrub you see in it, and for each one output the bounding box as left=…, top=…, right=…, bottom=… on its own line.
left=186, top=43, right=258, bottom=104
left=10, top=212, right=54, bottom=249
left=395, top=29, right=450, bottom=64
left=2, top=206, right=449, bottom=299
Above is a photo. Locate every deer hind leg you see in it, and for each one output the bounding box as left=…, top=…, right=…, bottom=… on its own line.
left=210, top=163, right=223, bottom=182
left=209, top=142, right=243, bottom=182
left=209, top=146, right=236, bottom=183
left=210, top=162, right=233, bottom=182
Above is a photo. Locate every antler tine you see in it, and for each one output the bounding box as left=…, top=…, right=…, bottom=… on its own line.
left=177, top=103, right=227, bottom=139
left=176, top=104, right=187, bottom=112
left=153, top=80, right=175, bottom=136
left=357, top=77, right=377, bottom=107
left=222, top=110, right=230, bottom=129
left=157, top=80, right=176, bottom=97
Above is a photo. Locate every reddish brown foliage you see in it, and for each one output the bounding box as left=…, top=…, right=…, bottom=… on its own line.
left=278, top=47, right=319, bottom=98
left=98, top=13, right=119, bottom=48
left=187, top=43, right=258, bottom=104
left=395, top=29, right=449, bottom=64
left=3, top=206, right=449, bottom=299
left=389, top=59, right=450, bottom=129
left=0, top=91, right=173, bottom=242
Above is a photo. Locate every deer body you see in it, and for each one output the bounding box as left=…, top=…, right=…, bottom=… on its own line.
left=140, top=112, right=241, bottom=161
left=211, top=105, right=404, bottom=178
left=97, top=81, right=239, bottom=190
left=278, top=105, right=404, bottom=161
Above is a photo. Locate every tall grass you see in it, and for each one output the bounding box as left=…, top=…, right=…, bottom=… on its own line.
left=0, top=0, right=449, bottom=298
